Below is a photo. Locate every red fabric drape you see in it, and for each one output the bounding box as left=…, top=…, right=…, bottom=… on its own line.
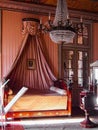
left=5, top=32, right=57, bottom=93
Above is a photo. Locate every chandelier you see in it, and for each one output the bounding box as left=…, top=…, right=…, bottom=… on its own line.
left=40, top=0, right=84, bottom=44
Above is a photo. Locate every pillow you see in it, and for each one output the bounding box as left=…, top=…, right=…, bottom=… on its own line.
left=50, top=86, right=67, bottom=95
left=54, top=79, right=67, bottom=90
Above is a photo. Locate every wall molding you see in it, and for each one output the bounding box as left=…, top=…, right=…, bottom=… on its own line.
left=0, top=1, right=98, bottom=21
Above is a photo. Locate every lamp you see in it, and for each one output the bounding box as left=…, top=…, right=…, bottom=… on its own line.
left=40, top=0, right=84, bottom=44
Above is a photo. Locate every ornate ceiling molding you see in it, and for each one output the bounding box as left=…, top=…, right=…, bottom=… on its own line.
left=69, top=10, right=98, bottom=22
left=0, top=1, right=98, bottom=21
left=0, top=1, right=55, bottom=14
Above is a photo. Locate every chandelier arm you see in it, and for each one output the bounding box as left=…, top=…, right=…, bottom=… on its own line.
left=39, top=0, right=85, bottom=44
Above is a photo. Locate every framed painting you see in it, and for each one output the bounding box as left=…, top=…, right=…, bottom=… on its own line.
left=27, top=59, right=36, bottom=70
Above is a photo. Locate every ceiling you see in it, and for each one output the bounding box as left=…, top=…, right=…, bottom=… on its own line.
left=9, top=0, right=98, bottom=13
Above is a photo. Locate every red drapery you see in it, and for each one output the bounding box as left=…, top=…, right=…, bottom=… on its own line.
left=4, top=19, right=57, bottom=93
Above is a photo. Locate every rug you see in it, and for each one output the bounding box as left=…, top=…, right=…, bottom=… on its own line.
left=1, top=116, right=98, bottom=130
left=23, top=117, right=98, bottom=130
left=24, top=123, right=98, bottom=130
left=0, top=124, right=24, bottom=130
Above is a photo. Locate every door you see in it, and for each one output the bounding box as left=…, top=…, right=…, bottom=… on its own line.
left=61, top=48, right=90, bottom=106
left=59, top=21, right=92, bottom=107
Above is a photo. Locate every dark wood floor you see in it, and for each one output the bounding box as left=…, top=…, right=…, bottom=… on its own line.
left=72, top=106, right=98, bottom=117
left=72, top=107, right=84, bottom=117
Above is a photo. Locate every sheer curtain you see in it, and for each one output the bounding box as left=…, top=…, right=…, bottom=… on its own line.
left=5, top=19, right=57, bottom=93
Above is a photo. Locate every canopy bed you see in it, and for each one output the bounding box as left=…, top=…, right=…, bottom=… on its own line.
left=3, top=18, right=72, bottom=119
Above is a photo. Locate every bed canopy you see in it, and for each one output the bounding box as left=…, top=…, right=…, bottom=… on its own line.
left=4, top=18, right=57, bottom=93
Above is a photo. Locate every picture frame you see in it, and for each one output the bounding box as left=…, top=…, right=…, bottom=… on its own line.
left=27, top=59, right=36, bottom=70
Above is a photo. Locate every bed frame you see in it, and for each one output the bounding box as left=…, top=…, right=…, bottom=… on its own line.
left=4, top=88, right=72, bottom=119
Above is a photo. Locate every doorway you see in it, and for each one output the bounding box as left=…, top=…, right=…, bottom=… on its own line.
left=61, top=47, right=90, bottom=106
left=58, top=22, right=92, bottom=107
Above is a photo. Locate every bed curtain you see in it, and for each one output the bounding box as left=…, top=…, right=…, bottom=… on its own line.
left=4, top=19, right=57, bottom=93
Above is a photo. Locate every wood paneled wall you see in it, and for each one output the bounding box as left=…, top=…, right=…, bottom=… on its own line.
left=1, top=10, right=58, bottom=79
left=0, top=10, right=1, bottom=81
left=92, top=23, right=98, bottom=62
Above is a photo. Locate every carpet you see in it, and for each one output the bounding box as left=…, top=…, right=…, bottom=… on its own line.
left=24, top=123, right=98, bottom=130
left=1, top=116, right=98, bottom=130
left=0, top=124, right=24, bottom=130
left=24, top=124, right=98, bottom=130
left=23, top=117, right=98, bottom=130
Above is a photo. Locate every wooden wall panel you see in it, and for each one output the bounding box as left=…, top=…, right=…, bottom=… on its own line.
left=2, top=10, right=22, bottom=78
left=1, top=10, right=58, bottom=79
left=0, top=10, right=1, bottom=81
left=92, top=23, right=98, bottom=62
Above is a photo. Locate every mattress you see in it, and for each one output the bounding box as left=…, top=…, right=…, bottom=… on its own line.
left=8, top=94, right=68, bottom=111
